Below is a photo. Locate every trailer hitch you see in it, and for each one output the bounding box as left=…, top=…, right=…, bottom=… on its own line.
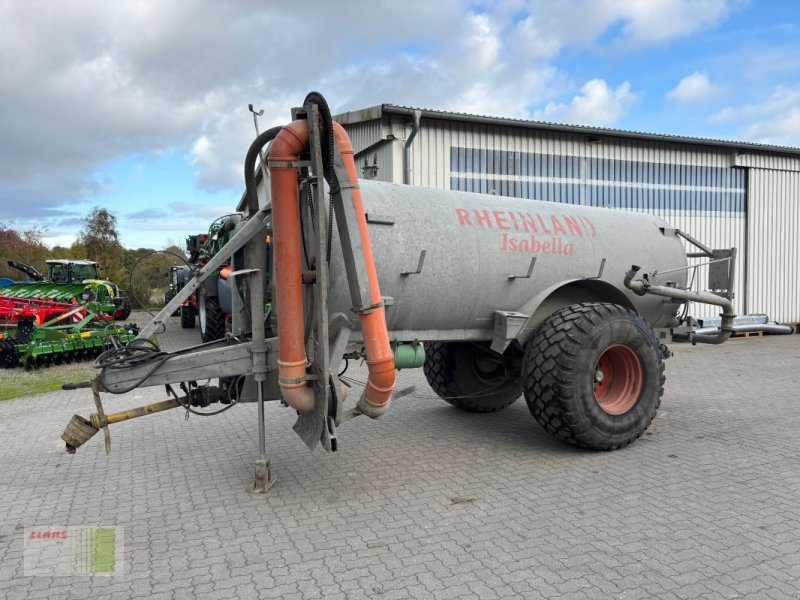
left=61, top=378, right=183, bottom=454
left=60, top=378, right=233, bottom=454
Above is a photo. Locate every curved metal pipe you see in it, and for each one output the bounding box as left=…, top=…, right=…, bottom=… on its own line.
left=693, top=323, right=795, bottom=336
left=624, top=266, right=736, bottom=345
left=403, top=110, right=422, bottom=185
left=332, top=122, right=396, bottom=417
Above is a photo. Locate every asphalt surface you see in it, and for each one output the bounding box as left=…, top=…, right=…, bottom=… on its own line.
left=1, top=314, right=799, bottom=599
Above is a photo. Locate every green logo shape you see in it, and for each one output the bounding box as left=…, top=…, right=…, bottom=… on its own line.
left=73, top=527, right=116, bottom=574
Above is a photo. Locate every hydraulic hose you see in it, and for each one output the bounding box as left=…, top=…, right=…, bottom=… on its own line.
left=303, top=92, right=335, bottom=189
left=303, top=91, right=337, bottom=260
left=244, top=126, right=283, bottom=216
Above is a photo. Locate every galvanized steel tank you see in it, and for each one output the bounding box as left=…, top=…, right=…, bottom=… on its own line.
left=325, top=180, right=688, bottom=342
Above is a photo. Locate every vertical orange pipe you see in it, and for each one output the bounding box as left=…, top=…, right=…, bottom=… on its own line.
left=269, top=121, right=314, bottom=412
left=267, top=119, right=395, bottom=415
left=332, top=123, right=396, bottom=415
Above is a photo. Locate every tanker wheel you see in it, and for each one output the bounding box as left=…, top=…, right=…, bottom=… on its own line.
left=423, top=342, right=521, bottom=412
left=522, top=302, right=664, bottom=450
left=199, top=294, right=225, bottom=343
left=180, top=304, right=195, bottom=329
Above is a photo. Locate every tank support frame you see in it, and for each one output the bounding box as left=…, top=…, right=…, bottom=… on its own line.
left=62, top=102, right=355, bottom=493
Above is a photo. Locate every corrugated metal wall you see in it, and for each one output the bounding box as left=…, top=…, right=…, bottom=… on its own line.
left=747, top=169, right=800, bottom=322
left=338, top=119, right=397, bottom=183
left=736, top=152, right=800, bottom=171
left=410, top=119, right=748, bottom=316
left=342, top=119, right=383, bottom=154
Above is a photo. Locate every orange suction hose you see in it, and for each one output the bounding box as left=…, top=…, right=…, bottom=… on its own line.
left=268, top=120, right=395, bottom=415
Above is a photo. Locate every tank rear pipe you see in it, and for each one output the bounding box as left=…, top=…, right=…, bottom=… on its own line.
left=624, top=266, right=736, bottom=345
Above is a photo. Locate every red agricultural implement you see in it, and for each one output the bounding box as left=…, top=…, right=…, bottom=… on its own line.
left=0, top=293, right=138, bottom=369
left=0, top=300, right=137, bottom=370
left=0, top=296, right=91, bottom=329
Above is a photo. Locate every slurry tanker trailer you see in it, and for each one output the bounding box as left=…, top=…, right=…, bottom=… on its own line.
left=61, top=93, right=737, bottom=492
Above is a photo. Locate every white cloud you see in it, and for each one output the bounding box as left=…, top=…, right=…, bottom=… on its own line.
left=462, top=13, right=502, bottom=72
left=534, top=79, right=638, bottom=126
left=710, top=86, right=800, bottom=146
left=744, top=108, right=800, bottom=145
left=41, top=233, right=79, bottom=250
left=0, top=0, right=740, bottom=230
left=495, top=0, right=733, bottom=56
left=613, top=0, right=732, bottom=44
left=667, top=71, right=719, bottom=102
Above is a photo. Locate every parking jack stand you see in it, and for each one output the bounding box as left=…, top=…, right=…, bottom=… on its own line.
left=249, top=380, right=275, bottom=493
left=245, top=240, right=275, bottom=494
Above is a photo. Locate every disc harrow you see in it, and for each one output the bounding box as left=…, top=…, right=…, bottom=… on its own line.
left=0, top=295, right=90, bottom=328
left=0, top=301, right=139, bottom=369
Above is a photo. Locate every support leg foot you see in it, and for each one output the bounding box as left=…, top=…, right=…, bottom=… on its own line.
left=248, top=458, right=276, bottom=494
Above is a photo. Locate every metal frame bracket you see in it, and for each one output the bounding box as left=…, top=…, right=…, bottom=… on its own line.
left=508, top=257, right=536, bottom=280
left=401, top=250, right=426, bottom=276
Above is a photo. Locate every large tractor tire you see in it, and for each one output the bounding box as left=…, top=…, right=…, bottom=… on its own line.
left=522, top=302, right=664, bottom=450
left=423, top=342, right=521, bottom=413
left=164, top=290, right=180, bottom=316
left=180, top=304, right=195, bottom=329
left=0, top=340, right=18, bottom=368
left=199, top=294, right=226, bottom=343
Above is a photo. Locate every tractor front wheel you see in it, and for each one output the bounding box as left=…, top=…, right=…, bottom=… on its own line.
left=199, top=293, right=226, bottom=343
left=165, top=290, right=180, bottom=316
left=180, top=304, right=195, bottom=329
left=522, top=302, right=664, bottom=450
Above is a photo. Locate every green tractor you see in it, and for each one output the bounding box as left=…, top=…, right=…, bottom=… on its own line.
left=194, top=218, right=238, bottom=343
left=0, top=259, right=132, bottom=320
left=165, top=218, right=240, bottom=342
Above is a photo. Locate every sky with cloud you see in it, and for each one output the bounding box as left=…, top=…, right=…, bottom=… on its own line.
left=1, top=0, right=798, bottom=249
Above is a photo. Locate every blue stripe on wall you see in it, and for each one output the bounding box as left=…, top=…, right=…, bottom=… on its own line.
left=450, top=147, right=746, bottom=214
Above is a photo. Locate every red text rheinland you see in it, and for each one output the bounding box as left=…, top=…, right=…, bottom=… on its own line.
left=455, top=207, right=596, bottom=256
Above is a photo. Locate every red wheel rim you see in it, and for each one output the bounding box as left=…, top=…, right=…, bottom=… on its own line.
left=593, top=344, right=643, bottom=415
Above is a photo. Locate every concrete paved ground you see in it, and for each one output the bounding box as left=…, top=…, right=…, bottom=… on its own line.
left=1, top=315, right=799, bottom=599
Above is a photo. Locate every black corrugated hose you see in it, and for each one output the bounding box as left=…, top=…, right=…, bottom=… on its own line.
left=302, top=92, right=337, bottom=263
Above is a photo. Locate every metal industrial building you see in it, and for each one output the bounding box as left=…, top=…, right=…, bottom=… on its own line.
left=336, top=105, right=800, bottom=322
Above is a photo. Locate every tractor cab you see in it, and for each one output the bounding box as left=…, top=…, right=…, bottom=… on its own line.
left=46, top=260, right=100, bottom=284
